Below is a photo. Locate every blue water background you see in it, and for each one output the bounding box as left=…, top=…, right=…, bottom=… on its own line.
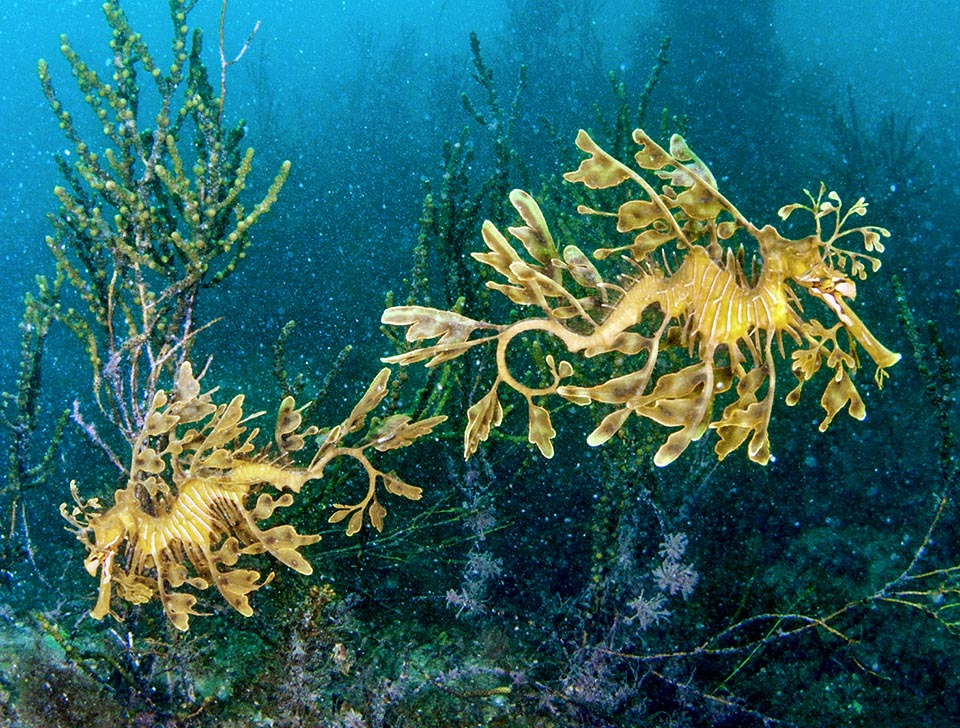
left=1, top=0, right=960, bottom=722
left=2, top=0, right=957, bottom=383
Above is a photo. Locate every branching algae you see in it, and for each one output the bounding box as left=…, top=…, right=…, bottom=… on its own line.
left=32, top=0, right=450, bottom=634
left=383, top=129, right=900, bottom=466
left=63, top=362, right=444, bottom=631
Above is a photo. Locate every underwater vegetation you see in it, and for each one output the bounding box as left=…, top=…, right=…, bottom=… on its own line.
left=6, top=0, right=441, bottom=636
left=2, top=0, right=959, bottom=726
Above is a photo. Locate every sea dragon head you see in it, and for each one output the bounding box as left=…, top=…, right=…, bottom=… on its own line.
left=762, top=187, right=901, bottom=373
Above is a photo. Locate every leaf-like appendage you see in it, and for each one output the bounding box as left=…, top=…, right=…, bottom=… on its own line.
left=563, top=129, right=633, bottom=189
left=342, top=368, right=391, bottom=435
left=382, top=340, right=480, bottom=368
left=473, top=220, right=525, bottom=279
left=256, top=524, right=319, bottom=574
left=628, top=364, right=714, bottom=467
left=587, top=407, right=632, bottom=447
left=251, top=492, right=294, bottom=521
left=213, top=568, right=265, bottom=616
left=819, top=368, right=866, bottom=432
left=381, top=307, right=488, bottom=367
left=712, top=367, right=772, bottom=465
left=382, top=473, right=423, bottom=501
left=486, top=281, right=544, bottom=308
left=328, top=504, right=366, bottom=536
left=617, top=198, right=669, bottom=232
left=275, top=396, right=305, bottom=451
left=368, top=500, right=387, bottom=532
left=559, top=367, right=654, bottom=406
left=667, top=133, right=717, bottom=188
left=328, top=507, right=352, bottom=525
left=174, top=360, right=202, bottom=402
left=631, top=128, right=673, bottom=170
left=200, top=395, right=249, bottom=451
left=346, top=509, right=364, bottom=537
left=562, top=245, right=603, bottom=289
left=464, top=386, right=503, bottom=459
left=527, top=402, right=556, bottom=458
left=159, top=591, right=200, bottom=632
left=132, top=447, right=165, bottom=474
left=493, top=260, right=571, bottom=315
left=199, top=447, right=234, bottom=470
left=674, top=180, right=725, bottom=221
left=382, top=306, right=483, bottom=346
left=370, top=414, right=447, bottom=452
left=144, top=406, right=178, bottom=437
left=508, top=189, right=559, bottom=266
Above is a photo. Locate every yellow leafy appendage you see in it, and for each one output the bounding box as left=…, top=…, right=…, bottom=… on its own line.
left=382, top=128, right=899, bottom=466
left=62, top=362, right=444, bottom=630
